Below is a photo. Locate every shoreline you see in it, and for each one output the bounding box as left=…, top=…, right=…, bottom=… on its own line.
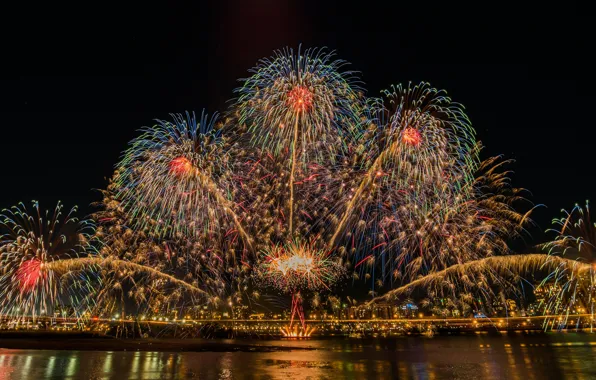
left=0, top=332, right=315, bottom=353
left=1, top=329, right=594, bottom=353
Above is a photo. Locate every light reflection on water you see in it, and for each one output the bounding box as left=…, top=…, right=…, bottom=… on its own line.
left=1, top=334, right=596, bottom=379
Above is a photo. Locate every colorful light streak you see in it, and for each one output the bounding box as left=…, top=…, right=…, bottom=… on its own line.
left=1, top=47, right=586, bottom=329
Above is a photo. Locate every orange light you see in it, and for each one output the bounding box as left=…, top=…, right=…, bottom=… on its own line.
left=169, top=156, right=194, bottom=176
left=281, top=324, right=315, bottom=338
left=287, top=86, right=313, bottom=112
left=402, top=127, right=422, bottom=146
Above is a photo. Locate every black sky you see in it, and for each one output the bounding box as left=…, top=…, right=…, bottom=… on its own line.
left=1, top=1, right=586, bottom=243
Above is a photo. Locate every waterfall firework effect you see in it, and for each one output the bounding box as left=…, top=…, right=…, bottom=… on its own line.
left=1, top=47, right=586, bottom=329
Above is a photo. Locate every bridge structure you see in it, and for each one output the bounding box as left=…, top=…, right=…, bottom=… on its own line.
left=2, top=314, right=594, bottom=334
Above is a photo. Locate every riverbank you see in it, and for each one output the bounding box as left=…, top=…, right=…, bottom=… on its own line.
left=2, top=329, right=594, bottom=353
left=0, top=332, right=315, bottom=352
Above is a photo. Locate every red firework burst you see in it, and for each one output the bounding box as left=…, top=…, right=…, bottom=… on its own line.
left=169, top=156, right=194, bottom=176
left=287, top=86, right=313, bottom=113
left=16, top=258, right=45, bottom=292
left=402, top=127, right=422, bottom=146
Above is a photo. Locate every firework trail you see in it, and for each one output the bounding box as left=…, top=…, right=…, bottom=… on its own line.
left=114, top=111, right=252, bottom=251
left=91, top=187, right=245, bottom=317
left=365, top=254, right=588, bottom=304
left=328, top=83, right=478, bottom=249
left=46, top=256, right=209, bottom=297
left=234, top=47, right=363, bottom=235
left=322, top=82, right=533, bottom=296
left=366, top=202, right=594, bottom=327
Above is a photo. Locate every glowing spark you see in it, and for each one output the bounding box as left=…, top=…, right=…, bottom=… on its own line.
left=16, top=258, right=44, bottom=292
left=287, top=86, right=313, bottom=113
left=169, top=156, right=194, bottom=176
left=402, top=127, right=422, bottom=146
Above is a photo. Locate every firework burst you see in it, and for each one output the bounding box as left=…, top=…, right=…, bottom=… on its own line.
left=538, top=201, right=596, bottom=328
left=233, top=47, right=364, bottom=236
left=253, top=240, right=345, bottom=294
left=1, top=48, right=564, bottom=325
left=328, top=82, right=479, bottom=250
left=114, top=112, right=252, bottom=250
left=332, top=153, right=535, bottom=300
left=234, top=46, right=363, bottom=162
left=372, top=82, right=478, bottom=204
left=253, top=240, right=345, bottom=336
left=88, top=185, right=246, bottom=316
left=0, top=201, right=96, bottom=318
left=323, top=83, right=525, bottom=297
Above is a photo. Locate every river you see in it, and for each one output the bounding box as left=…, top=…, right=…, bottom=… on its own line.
left=1, top=332, right=595, bottom=379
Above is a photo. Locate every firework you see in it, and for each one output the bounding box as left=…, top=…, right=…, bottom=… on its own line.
left=334, top=153, right=534, bottom=303
left=0, top=201, right=96, bottom=318
left=233, top=47, right=363, bottom=235
left=3, top=48, right=567, bottom=325
left=329, top=82, right=479, bottom=250
left=0, top=200, right=227, bottom=320
left=81, top=147, right=263, bottom=320
left=538, top=201, right=596, bottom=329
left=46, top=256, right=209, bottom=298
left=253, top=240, right=345, bottom=294
left=365, top=254, right=569, bottom=303
left=544, top=201, right=595, bottom=262
left=234, top=47, right=363, bottom=162
left=366, top=202, right=595, bottom=324
left=377, top=82, right=478, bottom=196
left=253, top=240, right=345, bottom=335
left=98, top=66, right=535, bottom=316
left=92, top=191, right=242, bottom=316
left=114, top=112, right=252, bottom=250
left=324, top=87, right=530, bottom=293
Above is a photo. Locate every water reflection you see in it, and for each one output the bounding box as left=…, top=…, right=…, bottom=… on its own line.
left=1, top=334, right=595, bottom=379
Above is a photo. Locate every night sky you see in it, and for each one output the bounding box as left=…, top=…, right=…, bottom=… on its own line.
left=2, top=1, right=585, bottom=247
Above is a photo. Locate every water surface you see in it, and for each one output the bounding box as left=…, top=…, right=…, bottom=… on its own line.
left=1, top=333, right=595, bottom=379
